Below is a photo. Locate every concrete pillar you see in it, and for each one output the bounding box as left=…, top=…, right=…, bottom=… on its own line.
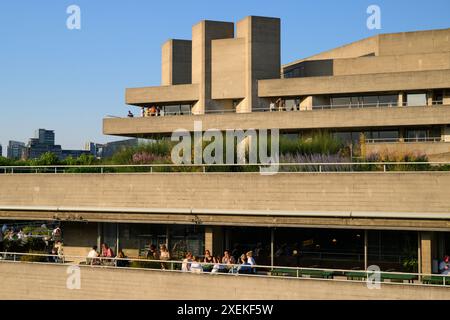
left=427, top=90, right=433, bottom=106
left=236, top=16, right=280, bottom=113
left=191, top=20, right=234, bottom=114
left=419, top=231, right=433, bottom=275
left=398, top=92, right=404, bottom=107
left=161, top=39, right=192, bottom=86
left=204, top=226, right=224, bottom=257
left=444, top=89, right=450, bottom=105
left=300, top=96, right=313, bottom=111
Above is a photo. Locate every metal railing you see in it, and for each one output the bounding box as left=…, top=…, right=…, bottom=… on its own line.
left=0, top=161, right=449, bottom=174
left=0, top=251, right=448, bottom=287
left=365, top=137, right=443, bottom=143
left=110, top=101, right=449, bottom=118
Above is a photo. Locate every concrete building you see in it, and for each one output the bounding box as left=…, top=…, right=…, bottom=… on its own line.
left=101, top=16, right=450, bottom=274
left=1, top=16, right=450, bottom=299
left=6, top=141, right=26, bottom=159
left=23, top=129, right=90, bottom=160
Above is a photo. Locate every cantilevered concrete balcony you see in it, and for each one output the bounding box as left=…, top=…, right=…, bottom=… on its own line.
left=1, top=171, right=450, bottom=230
left=126, top=83, right=199, bottom=105
left=103, top=104, right=450, bottom=136
left=259, top=69, right=450, bottom=97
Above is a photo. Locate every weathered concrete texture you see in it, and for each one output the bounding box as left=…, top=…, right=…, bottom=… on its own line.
left=283, top=28, right=450, bottom=69
left=2, top=172, right=450, bottom=218
left=126, top=84, right=199, bottom=105
left=285, top=52, right=450, bottom=78
left=0, top=262, right=448, bottom=300
left=161, top=39, right=192, bottom=86
left=259, top=69, right=450, bottom=97
left=104, top=105, right=450, bottom=136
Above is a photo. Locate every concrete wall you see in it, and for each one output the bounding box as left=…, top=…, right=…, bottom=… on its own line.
left=125, top=83, right=199, bottom=105
left=286, top=52, right=450, bottom=78
left=333, top=52, right=450, bottom=76
left=259, top=69, right=450, bottom=97
left=104, top=105, right=450, bottom=136
left=236, top=16, right=281, bottom=112
left=191, top=20, right=235, bottom=114
left=211, top=38, right=246, bottom=99
left=378, top=28, right=450, bottom=56
left=0, top=261, right=448, bottom=300
left=1, top=172, right=450, bottom=230
left=161, top=39, right=192, bottom=86
left=283, top=35, right=379, bottom=69
left=62, top=222, right=98, bottom=259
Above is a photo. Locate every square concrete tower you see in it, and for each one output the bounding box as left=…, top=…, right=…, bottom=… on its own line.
left=236, top=16, right=280, bottom=112
left=191, top=20, right=235, bottom=114
left=161, top=39, right=192, bottom=85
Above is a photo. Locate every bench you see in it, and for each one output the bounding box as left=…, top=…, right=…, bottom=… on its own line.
left=422, top=275, right=450, bottom=285
left=271, top=268, right=334, bottom=279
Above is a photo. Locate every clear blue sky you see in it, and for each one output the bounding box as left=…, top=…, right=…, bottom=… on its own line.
left=1, top=0, right=449, bottom=155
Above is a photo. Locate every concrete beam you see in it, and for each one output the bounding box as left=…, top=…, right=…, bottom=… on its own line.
left=104, top=105, right=450, bottom=136
left=259, top=70, right=450, bottom=97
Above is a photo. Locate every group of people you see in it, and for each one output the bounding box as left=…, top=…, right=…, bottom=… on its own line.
left=86, top=243, right=128, bottom=267
left=127, top=106, right=164, bottom=118
left=181, top=249, right=256, bottom=274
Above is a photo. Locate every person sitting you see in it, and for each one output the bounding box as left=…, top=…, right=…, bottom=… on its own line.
left=190, top=256, right=203, bottom=273
left=222, top=250, right=236, bottom=266
left=127, top=110, right=134, bottom=117
left=237, top=254, right=252, bottom=274
left=146, top=244, right=159, bottom=260
left=439, top=255, right=450, bottom=275
left=115, top=249, right=129, bottom=268
left=181, top=252, right=193, bottom=272
left=246, top=251, right=257, bottom=273
left=86, top=245, right=100, bottom=265
left=100, top=243, right=114, bottom=265
left=211, top=256, right=226, bottom=273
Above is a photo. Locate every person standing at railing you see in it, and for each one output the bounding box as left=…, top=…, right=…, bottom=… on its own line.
left=182, top=251, right=193, bottom=272
left=159, top=244, right=170, bottom=270
left=141, top=107, right=145, bottom=117
left=439, top=255, right=450, bottom=275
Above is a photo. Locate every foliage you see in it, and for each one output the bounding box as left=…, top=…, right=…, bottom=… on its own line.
left=129, top=259, right=161, bottom=269
left=402, top=257, right=418, bottom=273
left=279, top=132, right=344, bottom=156
left=20, top=251, right=48, bottom=263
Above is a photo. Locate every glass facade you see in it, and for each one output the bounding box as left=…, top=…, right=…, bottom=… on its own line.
left=329, top=94, right=398, bottom=108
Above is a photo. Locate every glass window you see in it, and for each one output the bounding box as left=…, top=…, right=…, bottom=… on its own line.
left=331, top=97, right=351, bottom=108
left=379, top=131, right=399, bottom=140
left=362, top=96, right=378, bottom=107
left=407, top=93, right=427, bottom=107
left=378, top=95, right=398, bottom=107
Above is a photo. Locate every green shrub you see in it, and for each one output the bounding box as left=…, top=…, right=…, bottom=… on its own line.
left=129, top=259, right=161, bottom=269
left=20, top=251, right=48, bottom=263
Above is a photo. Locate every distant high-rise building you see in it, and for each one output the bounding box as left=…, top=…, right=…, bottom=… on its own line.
left=24, top=128, right=89, bottom=160
left=36, top=129, right=55, bottom=145
left=7, top=141, right=26, bottom=159
left=0, top=144, right=2, bottom=157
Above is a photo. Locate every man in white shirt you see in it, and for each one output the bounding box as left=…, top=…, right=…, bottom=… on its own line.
left=87, top=245, right=99, bottom=265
